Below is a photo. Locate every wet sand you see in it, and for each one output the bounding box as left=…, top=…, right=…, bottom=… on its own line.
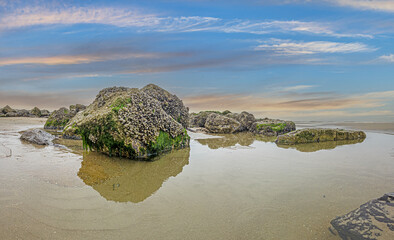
left=0, top=118, right=393, bottom=240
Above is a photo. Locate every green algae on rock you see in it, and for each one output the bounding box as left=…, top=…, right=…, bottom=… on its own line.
left=276, top=128, right=366, bottom=145
left=63, top=85, right=190, bottom=159
left=44, top=105, right=86, bottom=130
left=251, top=119, right=296, bottom=136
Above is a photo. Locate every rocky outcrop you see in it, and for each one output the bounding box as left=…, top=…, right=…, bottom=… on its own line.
left=189, top=111, right=216, bottom=128
left=277, top=138, right=365, bottom=152
left=0, top=105, right=51, bottom=118
left=20, top=129, right=55, bottom=145
left=276, top=128, right=366, bottom=145
left=44, top=105, right=85, bottom=130
left=142, top=84, right=189, bottom=128
left=331, top=193, right=394, bottom=240
left=189, top=111, right=295, bottom=136
left=30, top=107, right=41, bottom=117
left=251, top=118, right=296, bottom=136
left=69, top=104, right=86, bottom=115
left=204, top=113, right=241, bottom=133
left=1, top=105, right=15, bottom=114
left=226, top=111, right=256, bottom=132
left=40, top=109, right=51, bottom=117
left=63, top=84, right=190, bottom=159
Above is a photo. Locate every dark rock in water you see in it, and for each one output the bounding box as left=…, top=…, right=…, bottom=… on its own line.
left=276, top=128, right=366, bottom=145
left=204, top=113, right=241, bottom=133
left=251, top=118, right=295, bottom=136
left=142, top=84, right=189, bottom=128
left=331, top=193, right=394, bottom=240
left=44, top=105, right=85, bottom=130
left=20, top=129, right=55, bottom=145
left=63, top=84, right=190, bottom=159
left=30, top=107, right=41, bottom=117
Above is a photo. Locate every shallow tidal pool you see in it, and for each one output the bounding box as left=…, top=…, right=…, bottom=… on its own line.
left=0, top=118, right=393, bottom=240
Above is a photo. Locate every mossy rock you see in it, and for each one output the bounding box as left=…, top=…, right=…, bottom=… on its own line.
left=276, top=128, right=366, bottom=145
left=63, top=85, right=190, bottom=159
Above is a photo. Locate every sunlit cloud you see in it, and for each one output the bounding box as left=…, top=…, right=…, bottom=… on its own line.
left=0, top=53, right=160, bottom=66
left=255, top=39, right=374, bottom=55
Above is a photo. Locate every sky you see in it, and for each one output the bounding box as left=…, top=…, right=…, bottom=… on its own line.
left=0, top=0, right=393, bottom=122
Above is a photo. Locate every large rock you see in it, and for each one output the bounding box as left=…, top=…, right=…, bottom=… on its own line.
left=226, top=111, right=256, bottom=132
left=16, top=109, right=31, bottom=117
left=69, top=104, right=86, bottom=115
left=189, top=111, right=218, bottom=128
left=20, top=129, right=55, bottom=145
left=2, top=105, right=15, bottom=114
left=276, top=128, right=366, bottom=145
left=251, top=118, right=296, bottom=136
left=204, top=113, right=241, bottom=133
left=331, top=193, right=394, bottom=240
left=44, top=105, right=85, bottom=130
left=142, top=84, right=189, bottom=128
left=63, top=85, right=190, bottom=159
left=40, top=109, right=51, bottom=117
left=30, top=107, right=41, bottom=117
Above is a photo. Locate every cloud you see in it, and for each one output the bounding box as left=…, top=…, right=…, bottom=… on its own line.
left=281, top=85, right=316, bottom=91
left=378, top=54, right=394, bottom=62
left=0, top=5, right=371, bottom=38
left=254, top=39, right=374, bottom=55
left=184, top=90, right=394, bottom=119
left=0, top=52, right=160, bottom=66
left=331, top=0, right=394, bottom=13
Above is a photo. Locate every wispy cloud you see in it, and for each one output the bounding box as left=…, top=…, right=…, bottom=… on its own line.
left=378, top=54, right=394, bottom=62
left=0, top=52, right=160, bottom=66
left=281, top=85, right=316, bottom=91
left=254, top=39, right=374, bottom=55
left=0, top=5, right=371, bottom=38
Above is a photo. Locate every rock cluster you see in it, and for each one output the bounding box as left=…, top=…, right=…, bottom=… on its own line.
left=331, top=193, right=394, bottom=240
left=276, top=128, right=366, bottom=145
left=63, top=84, right=190, bottom=159
left=44, top=104, right=86, bottom=130
left=189, top=110, right=295, bottom=136
left=0, top=105, right=50, bottom=118
left=20, top=129, right=55, bottom=145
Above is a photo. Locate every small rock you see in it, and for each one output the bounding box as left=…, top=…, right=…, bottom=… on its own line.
left=20, top=129, right=55, bottom=145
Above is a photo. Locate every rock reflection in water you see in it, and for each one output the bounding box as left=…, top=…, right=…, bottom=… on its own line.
left=276, top=138, right=365, bottom=152
left=78, top=148, right=190, bottom=203
left=195, top=132, right=276, bottom=149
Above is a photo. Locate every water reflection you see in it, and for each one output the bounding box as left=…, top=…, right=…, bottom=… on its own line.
left=195, top=132, right=276, bottom=149
left=78, top=148, right=190, bottom=203
left=276, top=139, right=365, bottom=152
